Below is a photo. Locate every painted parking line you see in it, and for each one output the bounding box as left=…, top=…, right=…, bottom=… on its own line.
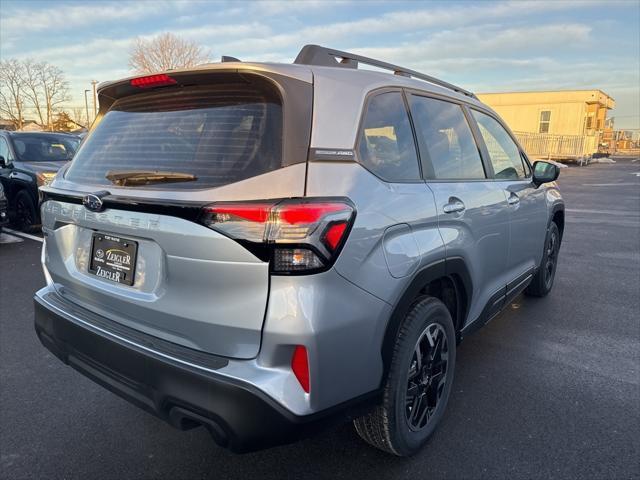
left=566, top=208, right=640, bottom=217
left=582, top=183, right=639, bottom=187
left=2, top=228, right=44, bottom=243
left=0, top=232, right=24, bottom=244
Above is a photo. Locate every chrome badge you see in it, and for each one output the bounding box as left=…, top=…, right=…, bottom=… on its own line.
left=83, top=191, right=109, bottom=212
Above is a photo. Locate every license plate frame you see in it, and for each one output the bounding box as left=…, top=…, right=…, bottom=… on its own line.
left=89, top=233, right=138, bottom=286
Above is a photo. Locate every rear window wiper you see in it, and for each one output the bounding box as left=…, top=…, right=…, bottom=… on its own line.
left=105, top=170, right=197, bottom=186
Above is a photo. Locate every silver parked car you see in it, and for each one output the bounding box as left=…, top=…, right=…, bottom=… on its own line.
left=34, top=45, right=564, bottom=455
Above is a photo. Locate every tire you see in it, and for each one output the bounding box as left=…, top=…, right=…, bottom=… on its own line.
left=525, top=221, right=561, bottom=297
left=353, top=296, right=456, bottom=456
left=14, top=190, right=39, bottom=233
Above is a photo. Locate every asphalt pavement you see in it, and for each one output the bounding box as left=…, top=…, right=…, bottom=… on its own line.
left=1, top=159, right=639, bottom=480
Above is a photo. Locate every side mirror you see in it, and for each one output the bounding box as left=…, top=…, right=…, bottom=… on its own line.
left=0, top=155, right=9, bottom=168
left=532, top=161, right=560, bottom=187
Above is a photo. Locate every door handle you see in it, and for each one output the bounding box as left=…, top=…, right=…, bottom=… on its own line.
left=507, top=192, right=520, bottom=206
left=443, top=198, right=465, bottom=214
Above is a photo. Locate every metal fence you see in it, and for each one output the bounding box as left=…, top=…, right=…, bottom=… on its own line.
left=513, top=131, right=598, bottom=159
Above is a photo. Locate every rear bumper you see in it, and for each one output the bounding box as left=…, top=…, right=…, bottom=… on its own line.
left=34, top=288, right=373, bottom=453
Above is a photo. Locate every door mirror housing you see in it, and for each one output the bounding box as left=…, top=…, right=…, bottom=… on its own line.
left=532, top=161, right=560, bottom=187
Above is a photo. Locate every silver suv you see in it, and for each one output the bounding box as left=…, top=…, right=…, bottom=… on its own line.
left=34, top=45, right=564, bottom=456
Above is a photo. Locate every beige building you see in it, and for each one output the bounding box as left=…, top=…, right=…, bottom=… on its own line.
left=477, top=90, right=616, bottom=158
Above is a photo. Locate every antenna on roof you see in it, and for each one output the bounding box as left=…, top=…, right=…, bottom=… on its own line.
left=294, top=44, right=476, bottom=99
left=221, top=56, right=241, bottom=63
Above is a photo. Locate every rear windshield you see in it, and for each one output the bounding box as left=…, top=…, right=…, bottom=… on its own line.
left=13, top=134, right=79, bottom=162
left=65, top=84, right=283, bottom=189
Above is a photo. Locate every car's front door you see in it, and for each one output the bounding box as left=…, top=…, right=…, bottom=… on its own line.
left=469, top=109, right=547, bottom=299
left=408, top=93, right=511, bottom=329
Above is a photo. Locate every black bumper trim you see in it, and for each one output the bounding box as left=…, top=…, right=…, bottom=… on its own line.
left=34, top=292, right=378, bottom=452
left=40, top=290, right=229, bottom=372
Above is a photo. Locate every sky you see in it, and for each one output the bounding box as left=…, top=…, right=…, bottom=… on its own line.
left=1, top=0, right=639, bottom=129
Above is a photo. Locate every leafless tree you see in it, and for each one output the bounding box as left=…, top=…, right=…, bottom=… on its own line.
left=0, top=59, right=26, bottom=129
left=22, top=60, right=71, bottom=130
left=129, top=32, right=210, bottom=74
left=70, top=107, right=87, bottom=128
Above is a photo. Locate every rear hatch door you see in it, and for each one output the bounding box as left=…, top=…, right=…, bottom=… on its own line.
left=42, top=69, right=312, bottom=359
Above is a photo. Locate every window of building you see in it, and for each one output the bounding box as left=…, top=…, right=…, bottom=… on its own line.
left=409, top=95, right=485, bottom=180
left=357, top=91, right=421, bottom=182
left=539, top=110, right=551, bottom=133
left=471, top=110, right=526, bottom=180
left=585, top=114, right=594, bottom=130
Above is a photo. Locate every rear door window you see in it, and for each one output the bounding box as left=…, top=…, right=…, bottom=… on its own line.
left=471, top=110, right=526, bottom=180
left=409, top=95, right=486, bottom=180
left=357, top=91, right=421, bottom=182
left=65, top=84, right=283, bottom=189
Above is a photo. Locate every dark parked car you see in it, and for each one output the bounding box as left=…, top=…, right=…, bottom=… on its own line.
left=0, top=182, right=8, bottom=233
left=0, top=131, right=80, bottom=231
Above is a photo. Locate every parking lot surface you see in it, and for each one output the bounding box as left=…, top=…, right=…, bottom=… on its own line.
left=1, top=160, right=639, bottom=480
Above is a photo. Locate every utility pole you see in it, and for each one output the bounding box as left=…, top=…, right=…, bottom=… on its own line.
left=84, top=89, right=91, bottom=127
left=91, top=80, right=99, bottom=118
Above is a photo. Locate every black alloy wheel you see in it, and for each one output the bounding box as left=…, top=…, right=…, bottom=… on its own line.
left=405, top=323, right=449, bottom=431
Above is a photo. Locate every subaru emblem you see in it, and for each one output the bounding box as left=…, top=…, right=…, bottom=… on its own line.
left=83, top=191, right=109, bottom=212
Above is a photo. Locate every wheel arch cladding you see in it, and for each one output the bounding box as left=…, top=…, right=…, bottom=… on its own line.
left=380, top=258, right=472, bottom=378
left=552, top=207, right=565, bottom=241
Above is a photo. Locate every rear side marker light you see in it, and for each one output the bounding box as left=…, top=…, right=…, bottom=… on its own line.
left=130, top=74, right=177, bottom=88
left=291, top=346, right=310, bottom=393
left=200, top=199, right=355, bottom=274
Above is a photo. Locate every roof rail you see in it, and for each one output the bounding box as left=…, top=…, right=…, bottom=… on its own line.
left=294, top=44, right=476, bottom=99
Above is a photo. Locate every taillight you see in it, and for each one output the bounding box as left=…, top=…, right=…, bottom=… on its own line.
left=291, top=345, right=310, bottom=393
left=130, top=74, right=177, bottom=88
left=200, top=198, right=355, bottom=274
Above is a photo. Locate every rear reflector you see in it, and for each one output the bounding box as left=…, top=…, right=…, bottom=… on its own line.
left=291, top=346, right=310, bottom=393
left=130, top=74, right=177, bottom=89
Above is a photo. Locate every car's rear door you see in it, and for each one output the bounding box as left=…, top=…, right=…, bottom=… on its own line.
left=408, top=93, right=511, bottom=328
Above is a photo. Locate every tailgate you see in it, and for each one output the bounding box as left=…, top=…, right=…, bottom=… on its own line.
left=39, top=69, right=312, bottom=359
left=42, top=200, right=268, bottom=358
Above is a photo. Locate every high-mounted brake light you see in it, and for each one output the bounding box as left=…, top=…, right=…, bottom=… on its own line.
left=291, top=345, right=310, bottom=393
left=130, top=74, right=177, bottom=89
left=200, top=199, right=355, bottom=274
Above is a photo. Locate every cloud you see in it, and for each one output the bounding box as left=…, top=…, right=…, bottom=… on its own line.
left=350, top=24, right=593, bottom=67
left=2, top=0, right=637, bottom=127
left=176, top=1, right=603, bottom=62
left=262, top=0, right=601, bottom=42
left=151, top=22, right=273, bottom=44
left=250, top=0, right=354, bottom=15
left=0, top=1, right=192, bottom=37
